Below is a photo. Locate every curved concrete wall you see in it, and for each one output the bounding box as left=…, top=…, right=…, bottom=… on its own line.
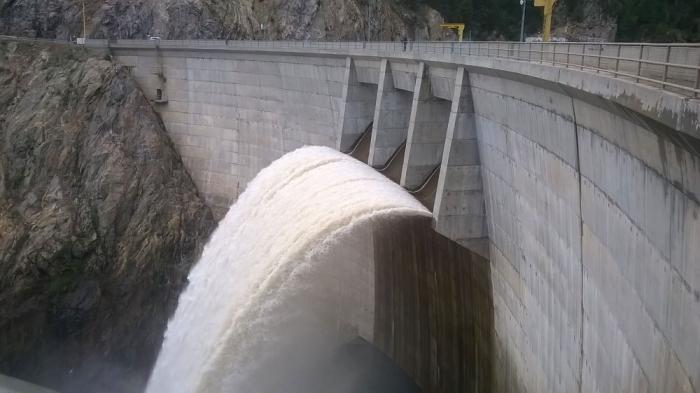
left=111, top=43, right=700, bottom=393
left=473, top=72, right=700, bottom=392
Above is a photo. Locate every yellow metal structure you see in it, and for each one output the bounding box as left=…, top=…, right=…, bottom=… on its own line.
left=534, top=0, right=556, bottom=41
left=440, top=23, right=465, bottom=42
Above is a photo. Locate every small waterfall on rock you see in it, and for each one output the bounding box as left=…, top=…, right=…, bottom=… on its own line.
left=145, top=146, right=430, bottom=393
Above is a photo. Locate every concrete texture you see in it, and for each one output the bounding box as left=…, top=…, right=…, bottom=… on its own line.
left=472, top=70, right=700, bottom=393
left=401, top=62, right=452, bottom=190
left=387, top=60, right=420, bottom=92
left=368, top=60, right=414, bottom=167
left=337, top=57, right=378, bottom=152
left=116, top=49, right=346, bottom=216
left=472, top=73, right=583, bottom=392
left=0, top=375, right=57, bottom=393
left=107, top=41, right=700, bottom=393
left=433, top=67, right=489, bottom=258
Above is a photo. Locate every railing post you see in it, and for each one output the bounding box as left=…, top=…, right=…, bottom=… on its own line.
left=662, top=46, right=671, bottom=88
left=636, top=44, right=644, bottom=82
left=566, top=43, right=571, bottom=67
left=581, top=43, right=586, bottom=70
left=540, top=43, right=544, bottom=63
left=529, top=42, right=532, bottom=62
left=615, top=45, right=621, bottom=76
left=597, top=44, right=602, bottom=73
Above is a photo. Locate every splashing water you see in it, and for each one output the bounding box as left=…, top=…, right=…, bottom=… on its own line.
left=145, top=146, right=430, bottom=393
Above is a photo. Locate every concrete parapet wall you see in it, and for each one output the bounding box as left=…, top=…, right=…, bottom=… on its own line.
left=110, top=42, right=700, bottom=393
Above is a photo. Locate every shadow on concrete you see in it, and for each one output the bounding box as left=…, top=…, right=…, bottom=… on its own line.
left=372, top=216, right=494, bottom=393
left=348, top=122, right=373, bottom=164
left=409, top=166, right=440, bottom=210
left=377, top=142, right=406, bottom=184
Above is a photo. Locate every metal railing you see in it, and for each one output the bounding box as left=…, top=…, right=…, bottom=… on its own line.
left=0, top=34, right=75, bottom=44
left=42, top=37, right=700, bottom=99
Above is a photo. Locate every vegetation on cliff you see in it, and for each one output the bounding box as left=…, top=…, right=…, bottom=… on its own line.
left=602, top=0, right=699, bottom=42
left=0, top=41, right=215, bottom=392
left=419, top=0, right=698, bottom=42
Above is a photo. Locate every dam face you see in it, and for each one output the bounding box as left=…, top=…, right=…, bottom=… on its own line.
left=109, top=42, right=700, bottom=392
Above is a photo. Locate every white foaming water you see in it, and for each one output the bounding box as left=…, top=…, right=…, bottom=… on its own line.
left=145, top=146, right=430, bottom=393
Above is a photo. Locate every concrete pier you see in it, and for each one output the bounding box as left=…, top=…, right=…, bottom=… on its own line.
left=400, top=62, right=452, bottom=190
left=368, top=60, right=413, bottom=168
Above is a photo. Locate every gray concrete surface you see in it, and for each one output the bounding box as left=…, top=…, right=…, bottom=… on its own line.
left=433, top=67, right=488, bottom=258
left=0, top=375, right=56, bottom=393
left=105, top=41, right=700, bottom=393
left=367, top=60, right=413, bottom=167
left=400, top=62, right=451, bottom=189
left=337, top=58, right=377, bottom=152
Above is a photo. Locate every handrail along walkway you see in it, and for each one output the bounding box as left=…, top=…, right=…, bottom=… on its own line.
left=4, top=35, right=696, bottom=98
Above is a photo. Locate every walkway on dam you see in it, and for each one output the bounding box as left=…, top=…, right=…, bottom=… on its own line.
left=4, top=35, right=699, bottom=98
left=94, top=38, right=700, bottom=98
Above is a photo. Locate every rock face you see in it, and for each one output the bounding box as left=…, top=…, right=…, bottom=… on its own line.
left=0, top=41, right=215, bottom=392
left=553, top=0, right=617, bottom=41
left=0, top=0, right=449, bottom=41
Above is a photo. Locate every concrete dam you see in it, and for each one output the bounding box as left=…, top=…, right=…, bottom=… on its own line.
left=94, top=39, right=698, bottom=392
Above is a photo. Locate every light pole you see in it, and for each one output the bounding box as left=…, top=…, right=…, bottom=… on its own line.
left=520, top=0, right=526, bottom=42
left=83, top=0, right=87, bottom=38
left=75, top=0, right=87, bottom=44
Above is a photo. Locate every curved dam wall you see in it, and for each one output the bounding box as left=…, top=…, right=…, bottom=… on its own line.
left=109, top=42, right=700, bottom=392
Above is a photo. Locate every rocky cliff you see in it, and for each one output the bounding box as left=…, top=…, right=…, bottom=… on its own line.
left=0, top=0, right=449, bottom=41
left=0, top=40, right=215, bottom=392
left=553, top=0, right=617, bottom=41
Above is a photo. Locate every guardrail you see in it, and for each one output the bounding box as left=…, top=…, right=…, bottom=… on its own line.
left=0, top=34, right=74, bottom=44
left=9, top=36, right=699, bottom=98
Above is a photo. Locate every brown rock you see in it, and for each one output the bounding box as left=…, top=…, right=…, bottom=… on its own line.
left=0, top=41, right=216, bottom=392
